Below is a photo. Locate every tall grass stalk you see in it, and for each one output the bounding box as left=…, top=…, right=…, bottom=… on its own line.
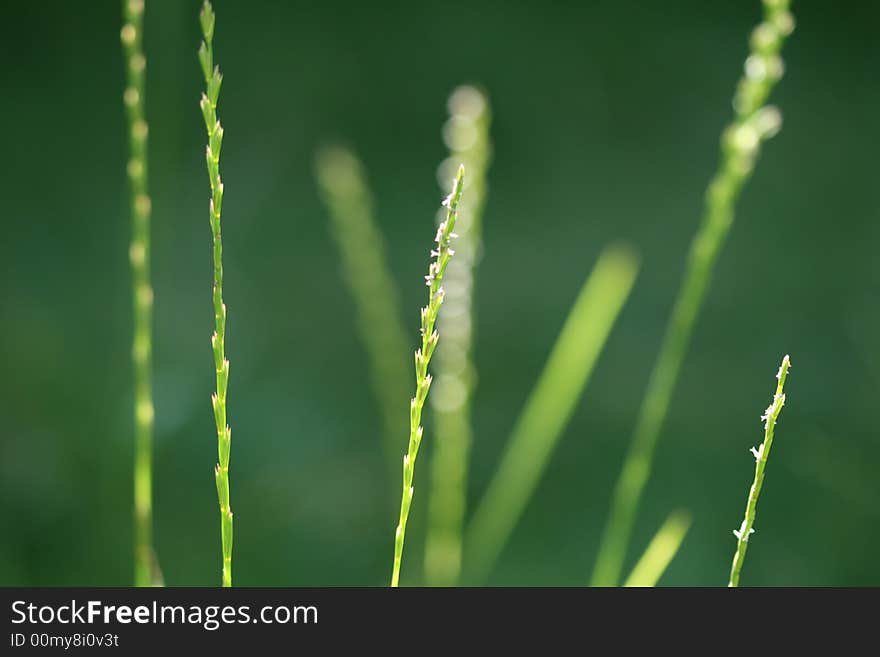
left=390, top=165, right=465, bottom=587
left=315, top=147, right=411, bottom=482
left=623, top=510, right=691, bottom=587
left=198, top=0, right=234, bottom=587
left=121, top=0, right=159, bottom=587
left=424, top=86, right=492, bottom=586
left=729, top=354, right=791, bottom=587
left=464, top=245, right=639, bottom=583
left=591, top=0, right=794, bottom=587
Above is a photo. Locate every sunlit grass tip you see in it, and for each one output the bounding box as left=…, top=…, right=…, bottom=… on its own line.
left=728, top=354, right=791, bottom=587
left=390, top=165, right=465, bottom=587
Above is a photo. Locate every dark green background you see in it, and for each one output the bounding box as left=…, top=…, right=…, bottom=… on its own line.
left=1, top=0, right=877, bottom=586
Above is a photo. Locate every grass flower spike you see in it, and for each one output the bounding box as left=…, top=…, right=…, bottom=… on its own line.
left=390, top=165, right=465, bottom=587
left=728, top=354, right=791, bottom=587
left=198, top=0, right=234, bottom=587
left=591, top=0, right=795, bottom=586
left=121, top=0, right=160, bottom=587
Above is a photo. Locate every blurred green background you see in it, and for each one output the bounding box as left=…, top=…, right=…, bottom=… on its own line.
left=1, top=0, right=878, bottom=586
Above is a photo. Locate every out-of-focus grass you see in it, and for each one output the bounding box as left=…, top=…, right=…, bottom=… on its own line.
left=464, top=244, right=639, bottom=583
left=121, top=0, right=159, bottom=588
left=591, top=0, right=795, bottom=587
left=425, top=85, right=492, bottom=587
left=315, top=146, right=411, bottom=484
left=623, top=511, right=691, bottom=587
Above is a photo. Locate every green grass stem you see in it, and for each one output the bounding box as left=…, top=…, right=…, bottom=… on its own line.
left=728, top=354, right=791, bottom=587
left=198, top=0, right=234, bottom=588
left=390, top=165, right=465, bottom=587
left=424, top=86, right=492, bottom=586
left=464, top=245, right=639, bottom=583
left=591, top=0, right=794, bottom=587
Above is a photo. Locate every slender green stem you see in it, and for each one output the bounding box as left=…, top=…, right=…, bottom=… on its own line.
left=121, top=0, right=158, bottom=588
left=591, top=0, right=794, bottom=587
left=198, top=0, right=233, bottom=588
left=729, top=355, right=791, bottom=587
left=464, top=245, right=639, bottom=583
left=424, top=86, right=492, bottom=587
left=315, top=147, right=411, bottom=484
left=623, top=510, right=691, bottom=587
left=390, top=165, right=465, bottom=588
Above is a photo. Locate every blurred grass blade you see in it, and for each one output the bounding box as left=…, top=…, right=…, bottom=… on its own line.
left=590, top=0, right=794, bottom=587
left=121, top=0, right=160, bottom=587
left=315, top=146, right=411, bottom=483
left=623, top=510, right=691, bottom=587
left=464, top=245, right=639, bottom=582
left=729, top=355, right=791, bottom=587
left=425, top=86, right=492, bottom=587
